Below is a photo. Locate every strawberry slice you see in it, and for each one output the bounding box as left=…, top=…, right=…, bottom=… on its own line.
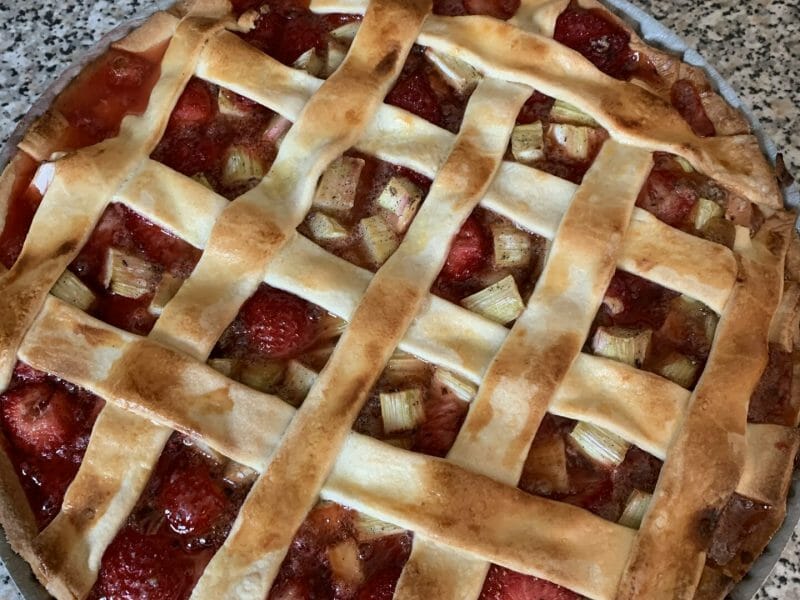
left=413, top=388, right=469, bottom=457
left=480, top=566, right=581, bottom=600
left=106, top=51, right=151, bottom=89
left=439, top=215, right=490, bottom=283
left=235, top=285, right=320, bottom=359
left=157, top=462, right=228, bottom=536
left=91, top=528, right=198, bottom=600
left=171, top=79, right=216, bottom=126
left=386, top=70, right=442, bottom=128
left=1, top=382, right=78, bottom=453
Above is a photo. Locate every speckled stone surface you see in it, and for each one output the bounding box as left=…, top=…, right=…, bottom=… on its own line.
left=0, top=1, right=798, bottom=599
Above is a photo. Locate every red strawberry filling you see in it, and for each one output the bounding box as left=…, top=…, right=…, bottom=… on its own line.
left=90, top=433, right=254, bottom=600
left=0, top=363, right=103, bottom=529
left=216, top=284, right=322, bottom=360
left=554, top=2, right=639, bottom=81
left=671, top=79, right=716, bottom=138
left=433, top=0, right=520, bottom=19
left=479, top=565, right=581, bottom=600
left=269, top=501, right=413, bottom=600
left=68, top=203, right=202, bottom=336
left=748, top=344, right=796, bottom=426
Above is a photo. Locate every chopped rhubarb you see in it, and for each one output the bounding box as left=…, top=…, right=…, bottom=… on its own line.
left=0, top=363, right=103, bottom=529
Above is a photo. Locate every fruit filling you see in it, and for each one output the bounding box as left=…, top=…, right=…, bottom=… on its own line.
left=212, top=283, right=346, bottom=406
left=50, top=203, right=202, bottom=336
left=234, top=0, right=360, bottom=69
left=385, top=45, right=476, bottom=133
left=151, top=78, right=287, bottom=199
left=44, top=44, right=165, bottom=152
left=0, top=153, right=43, bottom=269
left=89, top=433, right=255, bottom=600
left=269, top=501, right=413, bottom=600
left=433, top=0, right=520, bottom=19
left=588, top=270, right=718, bottom=389
left=301, top=152, right=432, bottom=271
left=518, top=414, right=662, bottom=523
left=706, top=493, right=777, bottom=580
left=748, top=344, right=796, bottom=427
left=0, top=362, right=104, bottom=529
left=637, top=153, right=761, bottom=244
left=354, top=352, right=472, bottom=457
left=479, top=565, right=581, bottom=600
left=511, top=91, right=609, bottom=183
left=432, top=208, right=547, bottom=325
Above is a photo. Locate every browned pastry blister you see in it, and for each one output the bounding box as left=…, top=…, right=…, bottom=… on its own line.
left=0, top=0, right=797, bottom=599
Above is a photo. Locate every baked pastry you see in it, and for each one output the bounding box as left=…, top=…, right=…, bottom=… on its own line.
left=0, top=0, right=797, bottom=598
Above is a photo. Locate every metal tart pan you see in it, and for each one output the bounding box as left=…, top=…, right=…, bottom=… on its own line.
left=0, top=1, right=798, bottom=598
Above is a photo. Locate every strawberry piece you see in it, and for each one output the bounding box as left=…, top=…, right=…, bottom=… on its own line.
left=439, top=215, right=490, bottom=283
left=480, top=566, right=581, bottom=600
left=360, top=533, right=412, bottom=580
left=1, top=382, right=79, bottom=453
left=516, top=91, right=555, bottom=125
left=90, top=528, right=198, bottom=600
left=237, top=286, right=320, bottom=359
left=124, top=207, right=201, bottom=279
left=636, top=162, right=699, bottom=228
left=386, top=70, right=442, bottom=128
left=554, top=3, right=636, bottom=80
left=277, top=13, right=329, bottom=64
left=157, top=462, right=228, bottom=536
left=413, top=389, right=469, bottom=457
left=601, top=271, right=676, bottom=330
left=671, top=79, right=716, bottom=138
left=171, top=79, right=216, bottom=126
left=464, top=0, right=520, bottom=19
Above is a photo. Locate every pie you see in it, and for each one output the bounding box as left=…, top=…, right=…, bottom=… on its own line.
left=0, top=0, right=797, bottom=598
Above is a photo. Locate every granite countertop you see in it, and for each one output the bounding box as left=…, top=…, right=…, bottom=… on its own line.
left=0, top=1, right=798, bottom=599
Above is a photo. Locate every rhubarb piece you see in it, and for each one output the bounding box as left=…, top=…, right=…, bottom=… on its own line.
left=691, top=197, right=724, bottom=231
left=510, top=122, right=544, bottom=164
left=461, top=275, right=525, bottom=324
left=281, top=359, right=318, bottom=406
left=424, top=48, right=481, bottom=95
left=292, top=48, right=324, bottom=77
left=238, top=359, right=285, bottom=394
left=618, top=490, right=652, bottom=529
left=549, top=99, right=599, bottom=127
left=491, top=222, right=531, bottom=268
left=569, top=421, right=630, bottom=467
left=103, top=248, right=159, bottom=299
left=380, top=389, right=425, bottom=434
left=313, top=156, right=365, bottom=215
left=656, top=353, right=700, bottom=388
left=307, top=211, right=349, bottom=242
left=548, top=123, right=592, bottom=161
left=376, top=176, right=423, bottom=233
left=432, top=367, right=477, bottom=402
left=592, top=326, right=651, bottom=367
left=149, top=274, right=184, bottom=316
left=221, top=144, right=267, bottom=187
left=328, top=539, right=363, bottom=589
left=329, top=22, right=360, bottom=45
left=51, top=270, right=95, bottom=311
left=359, top=215, right=399, bottom=267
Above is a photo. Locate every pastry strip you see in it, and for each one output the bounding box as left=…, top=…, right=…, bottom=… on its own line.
left=191, top=75, right=530, bottom=600
left=617, top=213, right=794, bottom=598
left=396, top=141, right=653, bottom=600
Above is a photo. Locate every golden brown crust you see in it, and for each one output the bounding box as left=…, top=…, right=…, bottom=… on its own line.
left=617, top=212, right=795, bottom=599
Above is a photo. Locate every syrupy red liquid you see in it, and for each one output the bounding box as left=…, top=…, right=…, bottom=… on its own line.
left=0, top=362, right=104, bottom=529
left=748, top=343, right=796, bottom=426
left=479, top=565, right=581, bottom=600
left=269, top=502, right=413, bottom=600
left=89, top=433, right=254, bottom=600
left=518, top=414, right=663, bottom=522
left=0, top=43, right=165, bottom=270
left=69, top=203, right=201, bottom=336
